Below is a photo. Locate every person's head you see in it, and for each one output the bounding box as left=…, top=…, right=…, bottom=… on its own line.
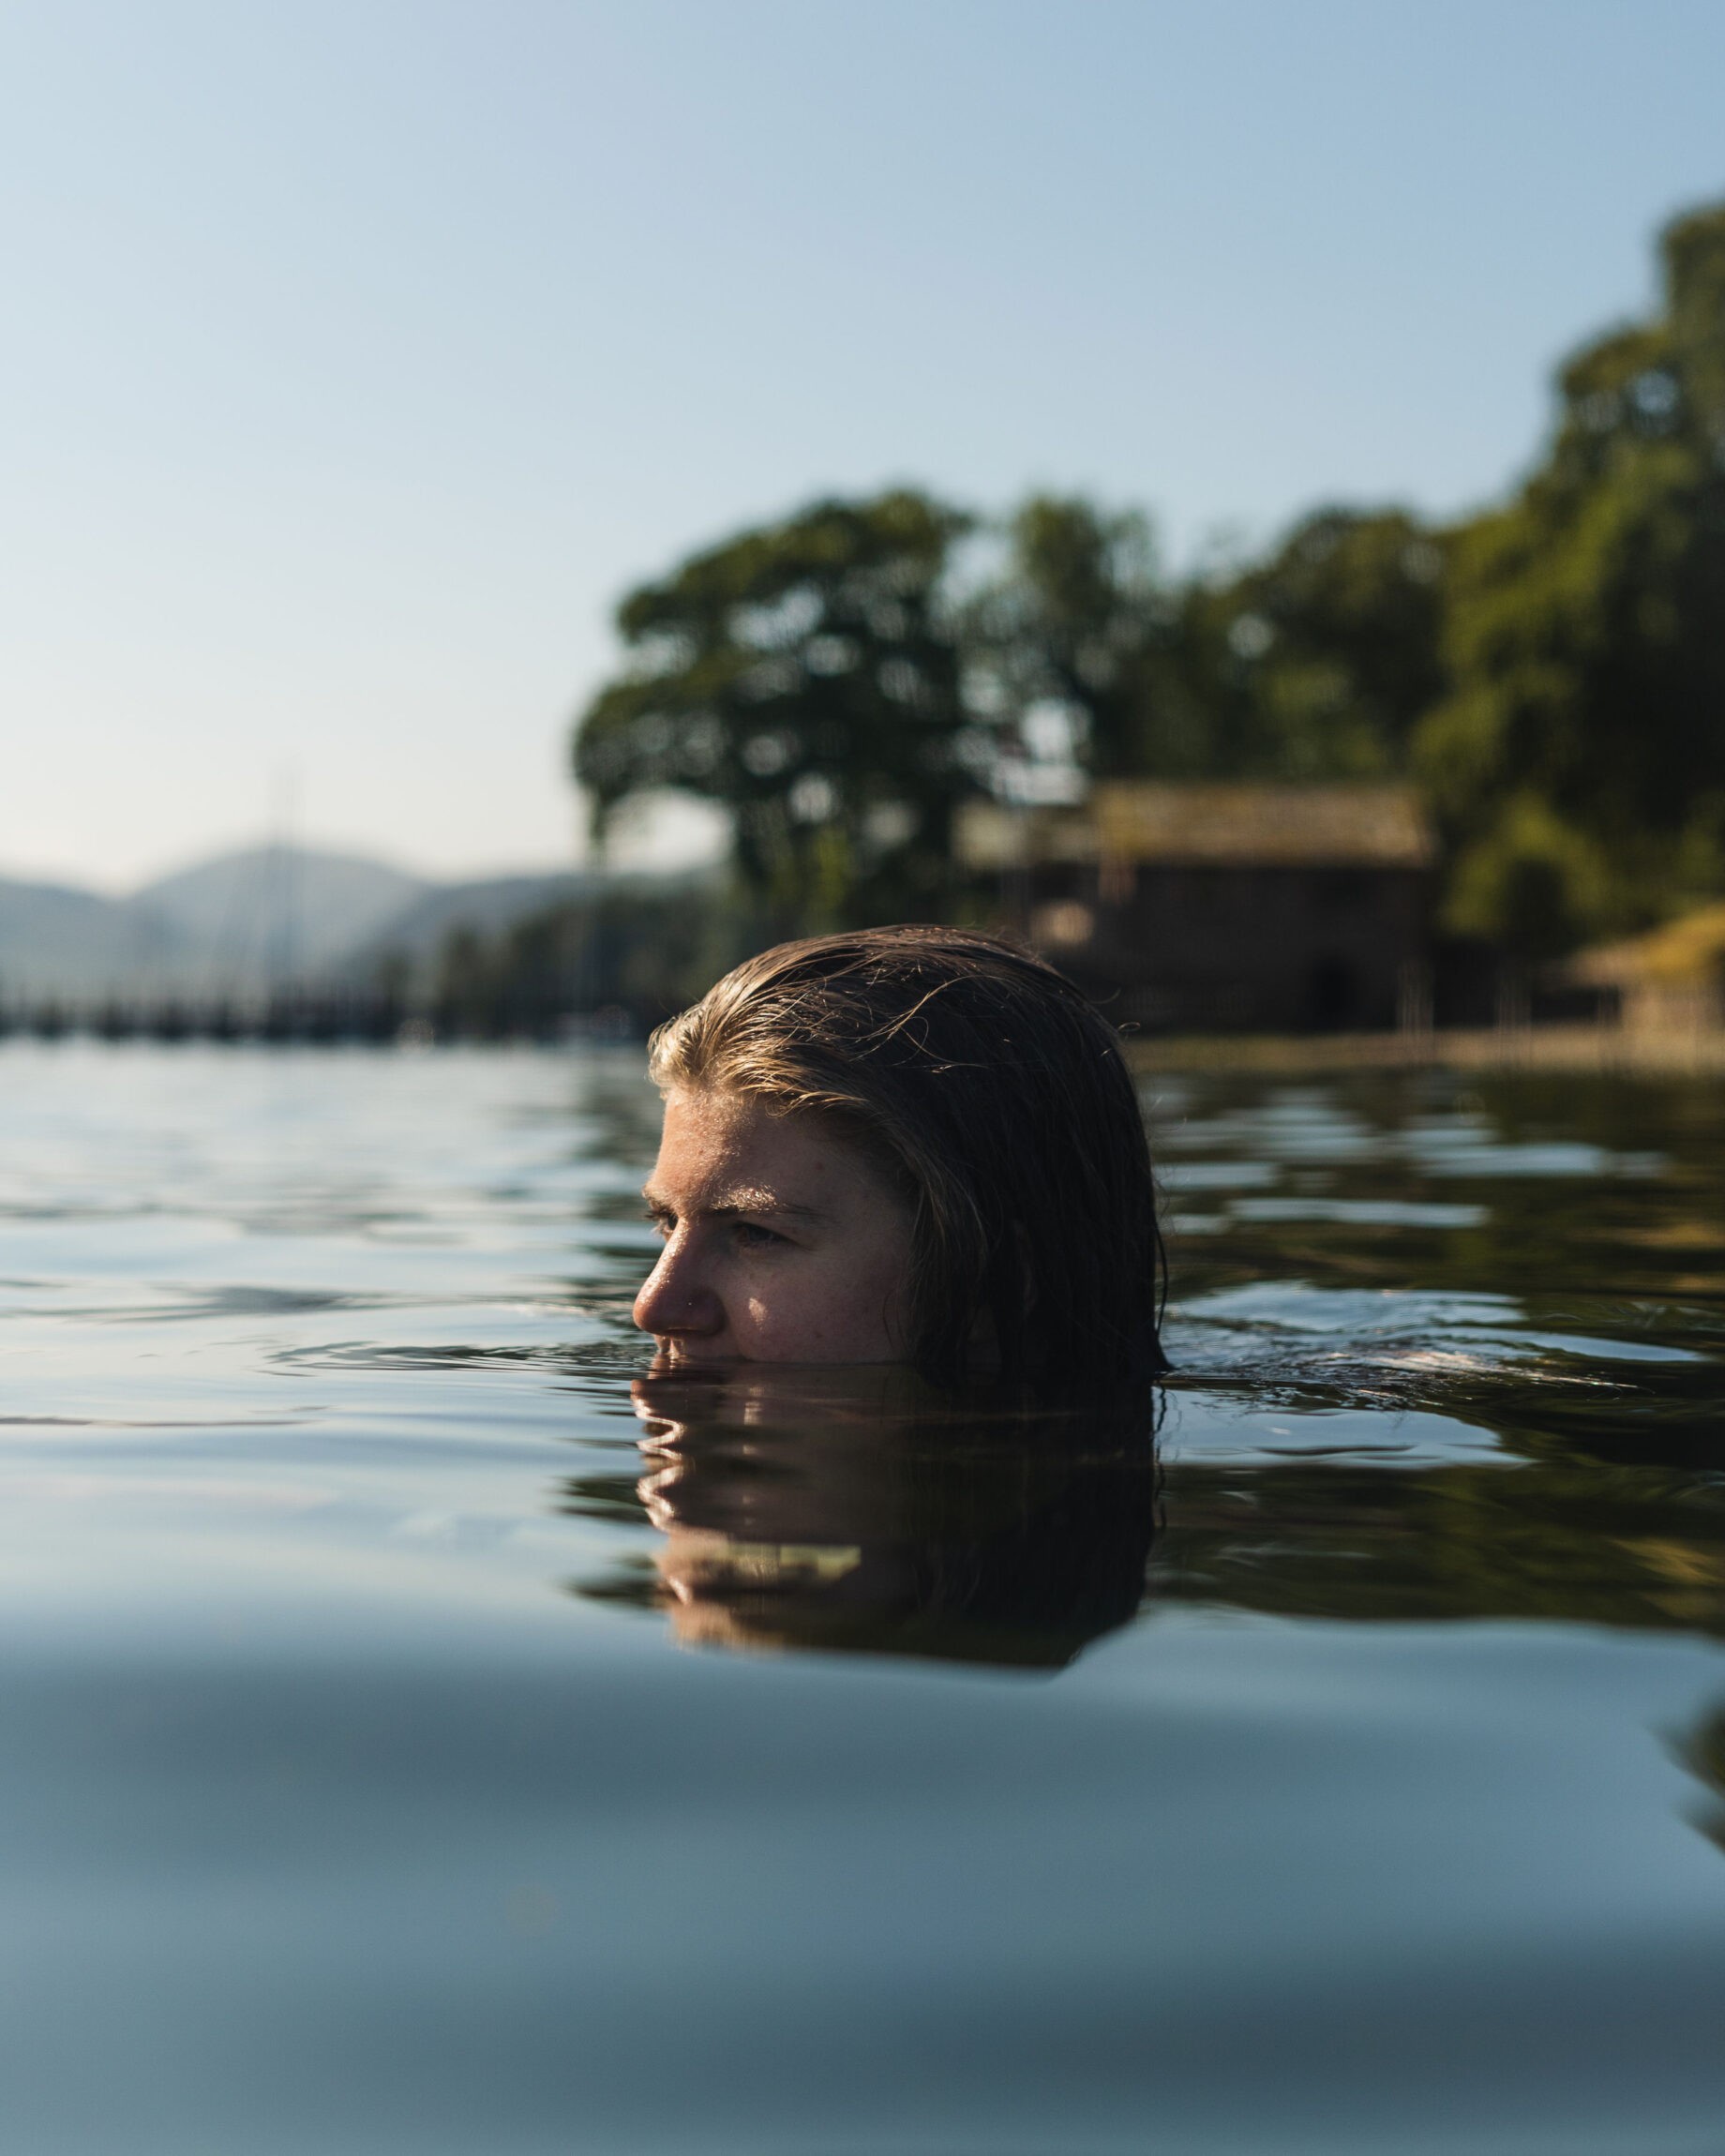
left=634, top=924, right=1167, bottom=1386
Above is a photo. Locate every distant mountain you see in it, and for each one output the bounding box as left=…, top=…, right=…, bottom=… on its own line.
left=0, top=846, right=608, bottom=1002
left=0, top=875, right=197, bottom=998
left=135, top=846, right=431, bottom=981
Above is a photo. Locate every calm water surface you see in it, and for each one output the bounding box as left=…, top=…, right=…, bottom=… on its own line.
left=3, top=1040, right=1725, bottom=2153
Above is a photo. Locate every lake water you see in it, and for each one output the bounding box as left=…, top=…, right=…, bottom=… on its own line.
left=3, top=1039, right=1723, bottom=2154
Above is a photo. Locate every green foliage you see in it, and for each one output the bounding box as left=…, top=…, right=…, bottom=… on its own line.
left=574, top=490, right=981, bottom=929
left=568, top=196, right=1725, bottom=958
left=1415, top=202, right=1725, bottom=951
left=574, top=490, right=1451, bottom=914
left=1178, top=507, right=1448, bottom=780
left=965, top=495, right=1191, bottom=779
left=962, top=496, right=1448, bottom=787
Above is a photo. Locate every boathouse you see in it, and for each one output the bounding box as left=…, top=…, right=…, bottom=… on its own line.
left=957, top=781, right=1437, bottom=1033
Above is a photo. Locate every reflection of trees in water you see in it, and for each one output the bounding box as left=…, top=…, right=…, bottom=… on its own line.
left=1154, top=1346, right=1725, bottom=1634
left=563, top=1354, right=1725, bottom=1660
left=1163, top=1068, right=1725, bottom=1314
left=1154, top=1453, right=1725, bottom=1632
left=567, top=1366, right=1162, bottom=1670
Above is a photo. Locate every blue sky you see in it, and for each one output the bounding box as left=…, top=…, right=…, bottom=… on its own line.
left=3, top=0, right=1722, bottom=888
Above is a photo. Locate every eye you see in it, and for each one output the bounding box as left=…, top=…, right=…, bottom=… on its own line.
left=644, top=1209, right=675, bottom=1239
left=733, top=1220, right=788, bottom=1251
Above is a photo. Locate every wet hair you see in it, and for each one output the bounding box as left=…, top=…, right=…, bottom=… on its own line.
left=647, top=925, right=1168, bottom=1386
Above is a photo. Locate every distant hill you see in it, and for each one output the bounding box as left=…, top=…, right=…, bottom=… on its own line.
left=0, top=875, right=197, bottom=998
left=0, top=846, right=608, bottom=1001
left=136, top=846, right=431, bottom=981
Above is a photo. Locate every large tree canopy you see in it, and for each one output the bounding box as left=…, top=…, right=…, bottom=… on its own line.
left=1414, top=202, right=1725, bottom=951
left=575, top=488, right=1453, bottom=918
left=963, top=494, right=1448, bottom=789
left=574, top=490, right=981, bottom=927
left=570, top=195, right=1725, bottom=961
left=1179, top=507, right=1448, bottom=782
left=964, top=495, right=1179, bottom=782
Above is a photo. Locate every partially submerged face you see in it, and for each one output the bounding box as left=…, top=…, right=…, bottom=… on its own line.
left=635, top=1086, right=915, bottom=1366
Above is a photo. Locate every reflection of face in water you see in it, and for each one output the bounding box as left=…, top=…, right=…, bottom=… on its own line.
left=627, top=1363, right=1162, bottom=1670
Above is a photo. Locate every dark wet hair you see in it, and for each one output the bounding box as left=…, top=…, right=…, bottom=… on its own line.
left=648, top=925, right=1168, bottom=1386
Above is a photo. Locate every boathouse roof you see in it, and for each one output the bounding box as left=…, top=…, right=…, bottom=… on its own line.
left=956, top=782, right=1436, bottom=873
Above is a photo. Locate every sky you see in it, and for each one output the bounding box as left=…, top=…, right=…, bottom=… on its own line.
left=3, top=0, right=1723, bottom=892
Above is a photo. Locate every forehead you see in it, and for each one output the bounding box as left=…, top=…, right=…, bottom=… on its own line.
left=649, top=1088, right=881, bottom=1210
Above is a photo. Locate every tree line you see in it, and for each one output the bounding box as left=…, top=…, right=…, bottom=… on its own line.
left=434, top=198, right=1725, bottom=1035
left=569, top=199, right=1725, bottom=966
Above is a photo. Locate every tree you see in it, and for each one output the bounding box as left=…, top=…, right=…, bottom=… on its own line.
left=966, top=494, right=1448, bottom=789
left=1414, top=202, right=1725, bottom=953
left=1173, top=506, right=1448, bottom=782
left=965, top=495, right=1196, bottom=782
left=574, top=490, right=983, bottom=929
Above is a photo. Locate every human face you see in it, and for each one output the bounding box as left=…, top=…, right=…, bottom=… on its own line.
left=635, top=1087, right=914, bottom=1366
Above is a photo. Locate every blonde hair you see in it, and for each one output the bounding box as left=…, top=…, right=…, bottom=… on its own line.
left=649, top=925, right=1166, bottom=1386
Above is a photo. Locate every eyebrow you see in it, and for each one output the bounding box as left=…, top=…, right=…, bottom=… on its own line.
left=641, top=1183, right=829, bottom=1225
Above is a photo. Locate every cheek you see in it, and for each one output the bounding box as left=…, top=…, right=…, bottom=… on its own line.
left=741, top=1243, right=909, bottom=1360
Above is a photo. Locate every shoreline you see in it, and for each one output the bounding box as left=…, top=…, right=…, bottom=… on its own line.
left=1123, top=1023, right=1725, bottom=1076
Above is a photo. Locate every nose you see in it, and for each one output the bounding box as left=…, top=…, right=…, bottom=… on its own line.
left=632, top=1228, right=727, bottom=1347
